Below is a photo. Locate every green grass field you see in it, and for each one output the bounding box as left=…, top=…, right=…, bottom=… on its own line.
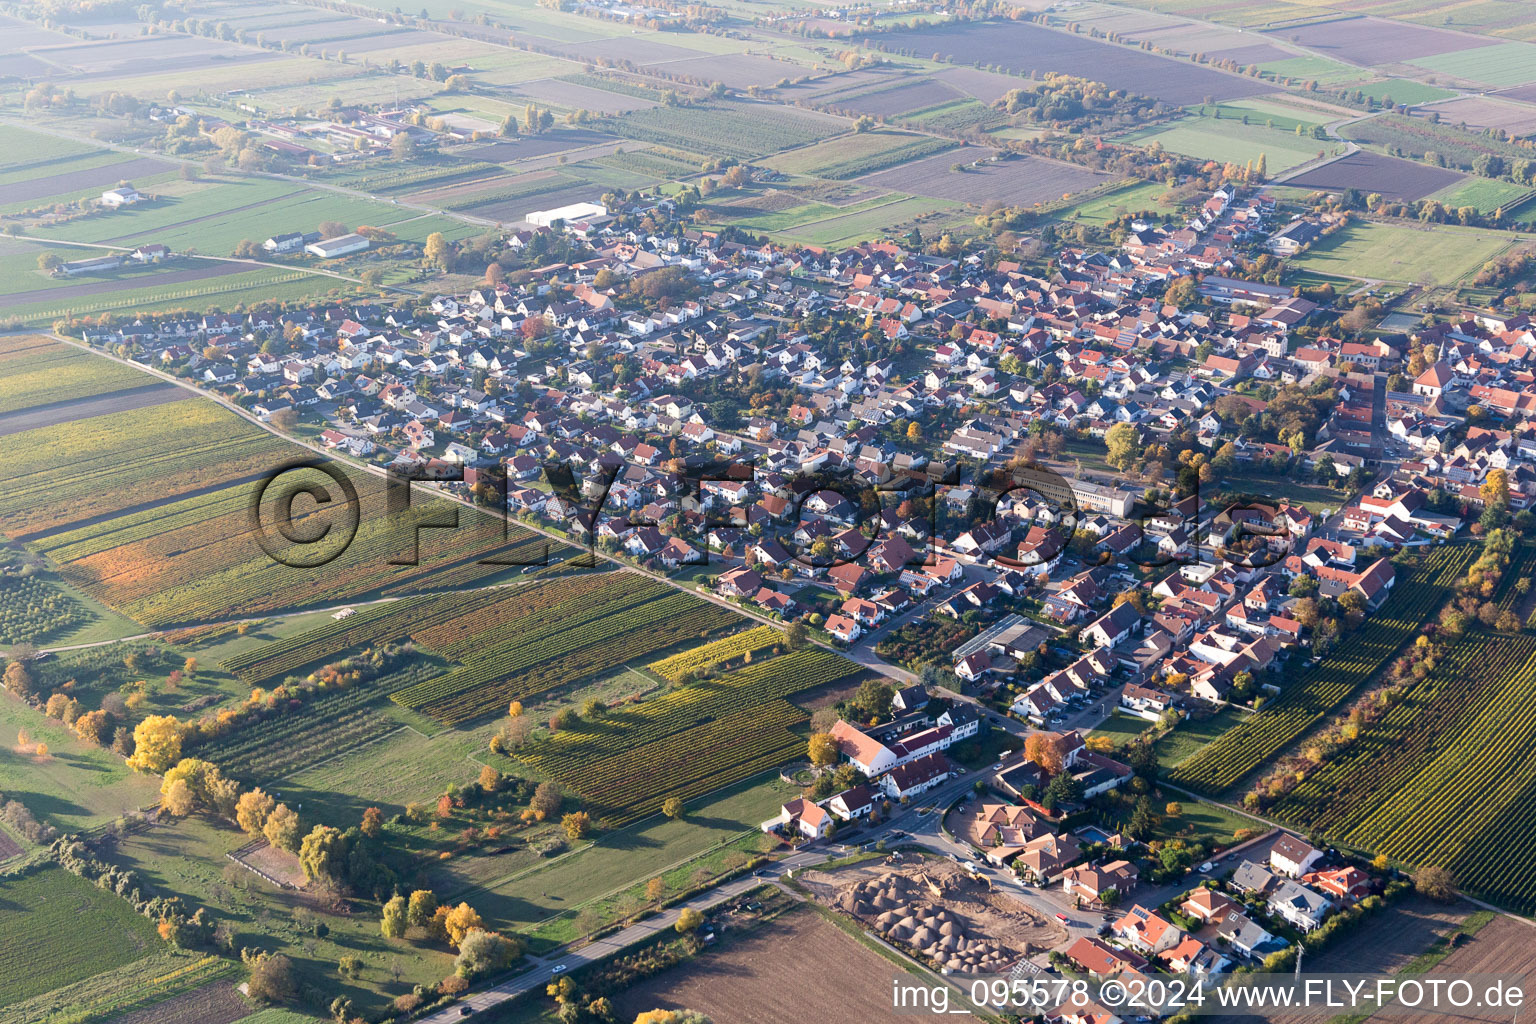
left=762, top=129, right=949, bottom=179
left=1260, top=55, right=1367, bottom=86
left=1288, top=220, right=1518, bottom=284
left=1153, top=707, right=1254, bottom=769
left=1116, top=114, right=1335, bottom=175
left=1088, top=710, right=1153, bottom=748
left=1200, top=99, right=1326, bottom=132
left=1353, top=79, right=1457, bottom=105
left=112, top=816, right=453, bottom=1016
left=776, top=196, right=959, bottom=246
left=1060, top=180, right=1174, bottom=225
left=467, top=773, right=794, bottom=940
left=1428, top=177, right=1534, bottom=215
left=0, top=867, right=161, bottom=1004
left=276, top=726, right=488, bottom=824
left=0, top=697, right=160, bottom=831
left=1410, top=41, right=1536, bottom=87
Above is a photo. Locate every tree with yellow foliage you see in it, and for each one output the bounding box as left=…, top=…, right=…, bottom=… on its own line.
left=236, top=788, right=275, bottom=836
left=127, top=715, right=184, bottom=774
left=443, top=902, right=484, bottom=948
left=161, top=777, right=196, bottom=816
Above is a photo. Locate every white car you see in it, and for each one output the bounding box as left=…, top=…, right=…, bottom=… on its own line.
left=551, top=964, right=568, bottom=975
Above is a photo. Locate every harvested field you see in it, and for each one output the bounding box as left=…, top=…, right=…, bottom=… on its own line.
left=1205, top=41, right=1294, bottom=64
left=824, top=77, right=966, bottom=116
left=932, top=66, right=1024, bottom=105
left=858, top=147, right=1108, bottom=204
left=0, top=13, right=77, bottom=48
left=1284, top=151, right=1464, bottom=201
left=612, top=905, right=968, bottom=1023
left=1371, top=914, right=1536, bottom=1024
left=663, top=53, right=819, bottom=90
left=1265, top=17, right=1494, bottom=66
left=509, top=31, right=703, bottom=65
left=41, top=35, right=264, bottom=76
left=106, top=981, right=252, bottom=1024
left=1500, top=83, right=1536, bottom=105
left=0, top=53, right=51, bottom=79
left=514, top=77, right=658, bottom=113
left=803, top=856, right=1067, bottom=964
left=0, top=156, right=172, bottom=206
left=1202, top=898, right=1472, bottom=1024
left=464, top=129, right=619, bottom=164
left=877, top=20, right=1269, bottom=105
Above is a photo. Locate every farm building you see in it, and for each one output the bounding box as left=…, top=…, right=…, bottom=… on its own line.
left=58, top=254, right=124, bottom=276
left=305, top=233, right=370, bottom=258
left=100, top=185, right=143, bottom=208
left=526, top=201, right=608, bottom=229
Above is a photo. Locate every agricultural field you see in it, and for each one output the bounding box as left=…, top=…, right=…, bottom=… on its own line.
left=1409, top=40, right=1536, bottom=86
left=1152, top=706, right=1254, bottom=768
left=600, top=101, right=846, bottom=162
left=0, top=951, right=238, bottom=1024
left=1340, top=113, right=1536, bottom=175
left=1427, top=177, right=1535, bottom=215
left=1059, top=180, right=1177, bottom=225
left=1268, top=17, right=1497, bottom=65
left=0, top=397, right=292, bottom=542
left=384, top=574, right=744, bottom=724
left=1115, top=113, right=1337, bottom=174
left=609, top=905, right=927, bottom=1024
left=818, top=77, right=968, bottom=118
left=30, top=452, right=554, bottom=627
left=761, top=130, right=953, bottom=180
left=0, top=335, right=157, bottom=415
left=0, top=867, right=162, bottom=1005
left=1416, top=95, right=1536, bottom=136
left=773, top=196, right=963, bottom=248
left=1291, top=631, right=1536, bottom=912
left=1258, top=54, right=1368, bottom=86
left=646, top=624, right=787, bottom=684
left=1289, top=220, right=1518, bottom=283
left=1170, top=544, right=1475, bottom=796
left=468, top=773, right=794, bottom=943
left=857, top=148, right=1110, bottom=206
left=514, top=646, right=861, bottom=826
left=877, top=20, right=1272, bottom=106
left=1284, top=150, right=1466, bottom=201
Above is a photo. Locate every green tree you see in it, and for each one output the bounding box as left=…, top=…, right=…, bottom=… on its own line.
left=407, top=889, right=438, bottom=928
left=298, top=825, right=348, bottom=884
left=1104, top=422, right=1141, bottom=472
left=381, top=894, right=409, bottom=938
